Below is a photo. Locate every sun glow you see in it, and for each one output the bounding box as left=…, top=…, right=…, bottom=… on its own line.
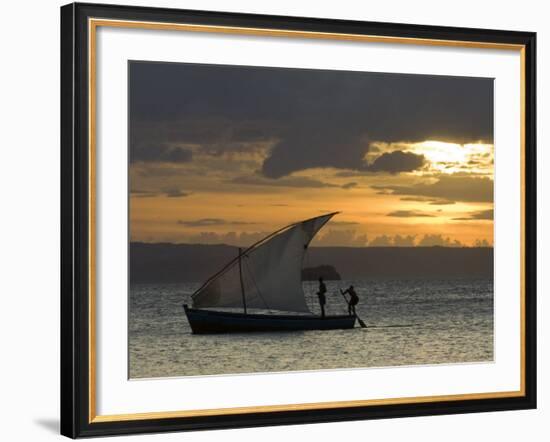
left=405, top=140, right=493, bottom=175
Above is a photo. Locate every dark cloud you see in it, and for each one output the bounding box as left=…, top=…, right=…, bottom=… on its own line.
left=134, top=164, right=195, bottom=178
left=260, top=129, right=368, bottom=178
left=163, top=188, right=190, bottom=198
left=399, top=196, right=455, bottom=205
left=428, top=199, right=456, bottom=206
left=333, top=170, right=365, bottom=178
left=387, top=210, right=435, bottom=218
left=341, top=182, right=358, bottom=189
left=177, top=218, right=254, bottom=227
left=130, top=188, right=190, bottom=198
left=398, top=198, right=424, bottom=203
left=174, top=231, right=270, bottom=247
left=231, top=174, right=361, bottom=190
left=131, top=119, right=278, bottom=160
left=330, top=221, right=360, bottom=226
left=231, top=175, right=339, bottom=189
left=452, top=209, right=493, bottom=221
left=131, top=143, right=193, bottom=163
left=372, top=175, right=493, bottom=203
left=130, top=62, right=493, bottom=178
left=368, top=151, right=426, bottom=174
left=130, top=189, right=158, bottom=198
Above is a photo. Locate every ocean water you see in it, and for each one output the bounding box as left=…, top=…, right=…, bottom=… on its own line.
left=129, top=279, right=493, bottom=378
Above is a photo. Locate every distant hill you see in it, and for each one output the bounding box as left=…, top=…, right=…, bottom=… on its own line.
left=302, top=265, right=341, bottom=281
left=129, top=242, right=493, bottom=284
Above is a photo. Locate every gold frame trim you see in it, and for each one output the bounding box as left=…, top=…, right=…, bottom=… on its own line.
left=88, top=18, right=527, bottom=424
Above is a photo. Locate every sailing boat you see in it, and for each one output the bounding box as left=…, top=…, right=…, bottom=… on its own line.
left=183, top=212, right=356, bottom=334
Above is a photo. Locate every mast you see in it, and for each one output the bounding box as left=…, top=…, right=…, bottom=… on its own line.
left=238, top=247, right=247, bottom=314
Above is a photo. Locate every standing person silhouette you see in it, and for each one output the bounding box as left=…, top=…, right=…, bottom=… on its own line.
left=317, top=276, right=327, bottom=318
left=342, top=285, right=359, bottom=316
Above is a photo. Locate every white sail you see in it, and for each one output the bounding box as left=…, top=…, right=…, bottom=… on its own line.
left=192, top=213, right=337, bottom=313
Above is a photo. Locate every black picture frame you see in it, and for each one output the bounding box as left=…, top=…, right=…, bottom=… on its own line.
left=61, top=2, right=536, bottom=438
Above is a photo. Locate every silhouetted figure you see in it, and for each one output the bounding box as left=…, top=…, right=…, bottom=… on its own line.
left=317, top=277, right=327, bottom=318
left=343, top=285, right=359, bottom=316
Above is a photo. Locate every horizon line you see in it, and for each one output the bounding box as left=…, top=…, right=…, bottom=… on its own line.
left=129, top=241, right=494, bottom=249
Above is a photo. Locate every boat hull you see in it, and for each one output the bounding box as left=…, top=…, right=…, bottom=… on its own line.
left=183, top=304, right=356, bottom=334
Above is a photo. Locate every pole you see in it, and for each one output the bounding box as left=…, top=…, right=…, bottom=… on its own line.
left=238, top=248, right=247, bottom=314
left=339, top=290, right=367, bottom=328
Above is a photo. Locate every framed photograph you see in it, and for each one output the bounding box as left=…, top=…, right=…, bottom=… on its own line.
left=60, top=2, right=536, bottom=438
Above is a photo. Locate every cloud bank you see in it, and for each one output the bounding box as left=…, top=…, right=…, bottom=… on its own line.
left=130, top=62, right=493, bottom=178
left=373, top=175, right=493, bottom=203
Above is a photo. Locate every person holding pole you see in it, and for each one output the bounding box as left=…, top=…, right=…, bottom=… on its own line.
left=339, top=285, right=366, bottom=328
left=342, top=285, right=359, bottom=316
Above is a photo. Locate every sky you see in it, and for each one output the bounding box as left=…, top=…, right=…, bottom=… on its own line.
left=129, top=61, right=494, bottom=247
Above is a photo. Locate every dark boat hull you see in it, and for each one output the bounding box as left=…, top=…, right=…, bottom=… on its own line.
left=183, top=304, right=356, bottom=334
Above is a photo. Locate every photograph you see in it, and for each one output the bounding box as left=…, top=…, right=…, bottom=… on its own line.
left=128, top=61, right=495, bottom=379
left=56, top=1, right=538, bottom=438
left=1, top=0, right=545, bottom=439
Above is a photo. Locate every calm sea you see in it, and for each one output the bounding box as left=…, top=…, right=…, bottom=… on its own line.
left=129, top=278, right=493, bottom=378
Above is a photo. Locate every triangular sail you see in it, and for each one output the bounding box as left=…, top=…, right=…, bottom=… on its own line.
left=192, top=213, right=337, bottom=313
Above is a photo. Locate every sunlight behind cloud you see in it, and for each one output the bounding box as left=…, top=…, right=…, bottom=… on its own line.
left=408, top=140, right=493, bottom=175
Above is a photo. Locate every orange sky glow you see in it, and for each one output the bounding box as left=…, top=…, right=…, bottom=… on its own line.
left=130, top=140, right=493, bottom=247
left=129, top=62, right=494, bottom=247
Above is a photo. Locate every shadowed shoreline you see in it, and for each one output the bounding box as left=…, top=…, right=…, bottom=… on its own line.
left=130, top=242, right=493, bottom=284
